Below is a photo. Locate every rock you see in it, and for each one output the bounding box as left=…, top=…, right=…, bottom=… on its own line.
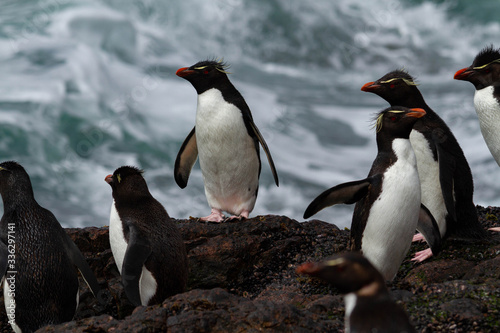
left=404, top=259, right=476, bottom=286
left=0, top=207, right=497, bottom=332
left=463, top=251, right=500, bottom=281
left=440, top=298, right=483, bottom=320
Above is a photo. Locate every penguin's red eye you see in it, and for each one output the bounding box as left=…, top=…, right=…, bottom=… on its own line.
left=390, top=84, right=395, bottom=89
left=203, top=70, right=209, bottom=74
left=390, top=116, right=397, bottom=121
left=485, top=69, right=491, bottom=74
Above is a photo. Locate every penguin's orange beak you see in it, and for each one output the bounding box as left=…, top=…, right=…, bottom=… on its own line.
left=407, top=108, right=426, bottom=118
left=454, top=67, right=473, bottom=80
left=176, top=67, right=195, bottom=77
left=361, top=81, right=380, bottom=92
left=105, top=174, right=113, bottom=184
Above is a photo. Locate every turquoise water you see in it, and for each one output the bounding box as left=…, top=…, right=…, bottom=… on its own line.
left=1, top=0, right=499, bottom=227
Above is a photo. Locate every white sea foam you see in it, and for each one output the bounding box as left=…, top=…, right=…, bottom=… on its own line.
left=0, top=1, right=499, bottom=228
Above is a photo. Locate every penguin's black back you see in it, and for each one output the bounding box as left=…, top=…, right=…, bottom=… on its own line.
left=115, top=198, right=188, bottom=303
left=0, top=162, right=79, bottom=331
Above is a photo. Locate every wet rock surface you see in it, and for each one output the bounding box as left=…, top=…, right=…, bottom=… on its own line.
left=0, top=207, right=498, bottom=332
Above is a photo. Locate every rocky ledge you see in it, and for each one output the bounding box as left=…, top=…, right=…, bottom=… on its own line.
left=1, top=206, right=499, bottom=332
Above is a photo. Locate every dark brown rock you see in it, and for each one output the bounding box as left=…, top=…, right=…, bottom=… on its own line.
left=0, top=207, right=497, bottom=332
left=463, top=250, right=500, bottom=281
left=404, top=259, right=476, bottom=286
left=440, top=298, right=483, bottom=320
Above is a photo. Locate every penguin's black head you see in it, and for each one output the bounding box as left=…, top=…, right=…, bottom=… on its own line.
left=296, top=252, right=385, bottom=294
left=361, top=70, right=422, bottom=106
left=176, top=59, right=231, bottom=94
left=0, top=160, right=24, bottom=173
left=454, top=45, right=500, bottom=90
left=0, top=161, right=35, bottom=201
left=105, top=166, right=149, bottom=201
left=374, top=106, right=425, bottom=139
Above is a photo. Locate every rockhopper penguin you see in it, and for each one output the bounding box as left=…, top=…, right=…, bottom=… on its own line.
left=454, top=45, right=500, bottom=167
left=361, top=70, right=487, bottom=261
left=106, top=166, right=188, bottom=306
left=175, top=59, right=279, bottom=222
left=0, top=161, right=100, bottom=333
left=304, top=107, right=441, bottom=281
left=297, top=252, right=416, bottom=333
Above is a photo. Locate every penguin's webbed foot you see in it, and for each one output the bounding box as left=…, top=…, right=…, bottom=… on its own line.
left=412, top=233, right=426, bottom=242
left=488, top=227, right=500, bottom=232
left=411, top=248, right=433, bottom=262
left=200, top=209, right=225, bottom=223
left=227, top=210, right=250, bottom=221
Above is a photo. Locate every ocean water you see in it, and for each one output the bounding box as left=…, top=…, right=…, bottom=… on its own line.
left=1, top=0, right=499, bottom=228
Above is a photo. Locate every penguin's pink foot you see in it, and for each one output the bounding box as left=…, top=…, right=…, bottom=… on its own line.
left=411, top=248, right=433, bottom=262
left=200, top=209, right=225, bottom=222
left=488, top=227, right=500, bottom=232
left=412, top=233, right=426, bottom=242
left=227, top=210, right=250, bottom=221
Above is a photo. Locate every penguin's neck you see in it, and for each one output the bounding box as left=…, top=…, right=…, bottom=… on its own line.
left=193, top=76, right=237, bottom=97
left=474, top=85, right=500, bottom=164
left=377, top=134, right=411, bottom=155
left=1, top=187, right=37, bottom=213
left=391, top=138, right=415, bottom=163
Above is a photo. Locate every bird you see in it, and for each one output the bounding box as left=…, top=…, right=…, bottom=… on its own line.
left=105, top=166, right=188, bottom=306
left=0, top=161, right=100, bottom=333
left=454, top=45, right=500, bottom=167
left=361, top=69, right=487, bottom=261
left=304, top=107, right=441, bottom=281
left=297, top=252, right=416, bottom=333
left=174, top=59, right=279, bottom=222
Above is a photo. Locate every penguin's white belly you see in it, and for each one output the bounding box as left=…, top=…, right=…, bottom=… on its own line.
left=362, top=139, right=420, bottom=281
left=109, top=202, right=127, bottom=273
left=3, top=278, right=21, bottom=333
left=343, top=293, right=357, bottom=333
left=410, top=130, right=447, bottom=236
left=474, top=86, right=500, bottom=166
left=109, top=203, right=157, bottom=306
left=139, top=267, right=157, bottom=305
left=195, top=88, right=260, bottom=215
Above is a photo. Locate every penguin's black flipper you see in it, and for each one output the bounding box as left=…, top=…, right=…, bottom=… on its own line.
left=248, top=120, right=279, bottom=187
left=304, top=177, right=376, bottom=219
left=433, top=131, right=457, bottom=223
left=0, top=241, right=7, bottom=280
left=417, top=204, right=442, bottom=255
left=122, top=224, right=152, bottom=306
left=174, top=127, right=198, bottom=189
left=62, top=232, right=101, bottom=296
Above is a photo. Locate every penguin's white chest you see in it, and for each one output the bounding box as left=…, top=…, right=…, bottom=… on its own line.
left=410, top=130, right=447, bottom=236
left=195, top=88, right=260, bottom=214
left=109, top=202, right=127, bottom=273
left=362, top=139, right=421, bottom=280
left=474, top=86, right=500, bottom=166
left=108, top=202, right=157, bottom=305
left=343, top=293, right=357, bottom=333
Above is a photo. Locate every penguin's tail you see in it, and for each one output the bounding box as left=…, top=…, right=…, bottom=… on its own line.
left=448, top=203, right=490, bottom=240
